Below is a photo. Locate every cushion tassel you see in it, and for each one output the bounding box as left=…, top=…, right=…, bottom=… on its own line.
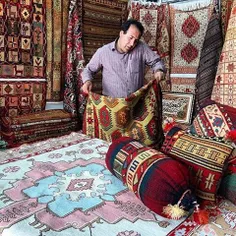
left=162, top=204, right=188, bottom=220
left=162, top=189, right=197, bottom=220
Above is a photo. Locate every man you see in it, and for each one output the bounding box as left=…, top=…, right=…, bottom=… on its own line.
left=81, top=19, right=166, bottom=98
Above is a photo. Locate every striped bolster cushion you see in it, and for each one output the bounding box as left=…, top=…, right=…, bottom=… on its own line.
left=105, top=137, right=195, bottom=218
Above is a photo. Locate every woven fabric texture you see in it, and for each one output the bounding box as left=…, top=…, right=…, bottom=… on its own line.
left=190, top=100, right=236, bottom=138
left=83, top=80, right=164, bottom=148
left=45, top=0, right=69, bottom=101
left=219, top=161, right=236, bottom=205
left=105, top=136, right=193, bottom=218
left=0, top=109, right=78, bottom=147
left=128, top=2, right=171, bottom=91
left=221, top=0, right=234, bottom=39
left=0, top=81, right=46, bottom=117
left=211, top=0, right=236, bottom=107
left=170, top=4, right=213, bottom=74
left=0, top=0, right=46, bottom=78
left=161, top=126, right=234, bottom=201
left=194, top=9, right=223, bottom=116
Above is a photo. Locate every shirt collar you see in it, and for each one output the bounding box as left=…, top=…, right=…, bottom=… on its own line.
left=111, top=38, right=119, bottom=52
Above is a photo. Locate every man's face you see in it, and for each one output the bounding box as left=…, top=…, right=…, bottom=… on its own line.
left=118, top=24, right=141, bottom=53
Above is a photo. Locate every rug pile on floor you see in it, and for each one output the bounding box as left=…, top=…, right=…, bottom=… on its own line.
left=0, top=132, right=235, bottom=236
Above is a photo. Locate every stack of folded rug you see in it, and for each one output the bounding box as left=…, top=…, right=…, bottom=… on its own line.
left=0, top=109, right=78, bottom=148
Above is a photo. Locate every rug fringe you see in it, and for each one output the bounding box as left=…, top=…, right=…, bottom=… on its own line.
left=129, top=0, right=162, bottom=8
left=170, top=0, right=213, bottom=11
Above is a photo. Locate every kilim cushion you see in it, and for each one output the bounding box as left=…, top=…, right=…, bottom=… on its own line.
left=189, top=100, right=236, bottom=204
left=105, top=136, right=197, bottom=218
left=0, top=109, right=78, bottom=148
left=161, top=126, right=234, bottom=201
left=83, top=80, right=164, bottom=148
left=190, top=100, right=236, bottom=137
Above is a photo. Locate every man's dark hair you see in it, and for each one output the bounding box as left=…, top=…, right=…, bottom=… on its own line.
left=121, top=19, right=144, bottom=36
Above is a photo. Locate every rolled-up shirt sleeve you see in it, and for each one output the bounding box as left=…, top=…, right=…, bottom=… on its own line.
left=143, top=44, right=167, bottom=74
left=81, top=48, right=102, bottom=84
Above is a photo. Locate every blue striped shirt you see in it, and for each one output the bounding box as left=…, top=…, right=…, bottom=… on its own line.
left=82, top=40, right=166, bottom=97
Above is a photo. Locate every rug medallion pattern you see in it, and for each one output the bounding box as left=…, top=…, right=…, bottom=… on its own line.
left=0, top=133, right=182, bottom=236
left=0, top=132, right=235, bottom=235
left=170, top=4, right=213, bottom=74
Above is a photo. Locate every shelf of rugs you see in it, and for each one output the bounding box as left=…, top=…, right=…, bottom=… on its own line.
left=0, top=109, right=79, bottom=148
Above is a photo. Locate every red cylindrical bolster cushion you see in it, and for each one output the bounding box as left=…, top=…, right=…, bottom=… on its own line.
left=105, top=137, right=196, bottom=218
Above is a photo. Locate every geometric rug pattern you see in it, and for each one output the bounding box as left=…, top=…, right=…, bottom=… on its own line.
left=0, top=0, right=46, bottom=78
left=0, top=133, right=184, bottom=236
left=129, top=2, right=171, bottom=91
left=0, top=132, right=235, bottom=236
left=170, top=4, right=213, bottom=74
left=211, top=0, right=236, bottom=108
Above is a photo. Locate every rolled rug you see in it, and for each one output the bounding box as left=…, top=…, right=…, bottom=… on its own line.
left=105, top=137, right=198, bottom=220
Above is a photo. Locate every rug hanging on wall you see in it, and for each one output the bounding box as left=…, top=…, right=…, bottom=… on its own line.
left=211, top=0, right=236, bottom=108
left=45, top=0, right=69, bottom=101
left=63, top=0, right=86, bottom=124
left=193, top=9, right=223, bottom=116
left=221, top=0, right=234, bottom=39
left=0, top=0, right=47, bottom=116
left=128, top=1, right=171, bottom=91
left=0, top=0, right=46, bottom=78
left=170, top=76, right=196, bottom=93
left=169, top=3, right=213, bottom=74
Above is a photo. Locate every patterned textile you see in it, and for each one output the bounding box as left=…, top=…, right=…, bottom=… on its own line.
left=221, top=0, right=234, bottom=39
left=193, top=10, right=223, bottom=117
left=64, top=0, right=128, bottom=123
left=83, top=79, right=164, bottom=148
left=0, top=0, right=46, bottom=78
left=106, top=136, right=195, bottom=218
left=45, top=0, right=69, bottom=101
left=0, top=80, right=46, bottom=117
left=63, top=0, right=86, bottom=125
left=170, top=4, right=213, bottom=74
left=83, top=0, right=128, bottom=94
left=190, top=99, right=236, bottom=206
left=168, top=199, right=236, bottom=236
left=211, top=0, right=236, bottom=108
left=171, top=76, right=196, bottom=93
left=190, top=100, right=236, bottom=138
left=0, top=0, right=47, bottom=117
left=0, top=109, right=78, bottom=147
left=161, top=126, right=234, bottom=201
left=128, top=2, right=171, bottom=91
left=0, top=133, right=186, bottom=236
left=219, top=149, right=236, bottom=205
left=0, top=131, right=91, bottom=164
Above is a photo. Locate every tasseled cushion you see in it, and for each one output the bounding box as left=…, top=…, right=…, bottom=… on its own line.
left=105, top=136, right=196, bottom=219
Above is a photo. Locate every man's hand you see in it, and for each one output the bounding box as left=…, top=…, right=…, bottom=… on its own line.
left=81, top=80, right=92, bottom=95
left=154, top=70, right=165, bottom=82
